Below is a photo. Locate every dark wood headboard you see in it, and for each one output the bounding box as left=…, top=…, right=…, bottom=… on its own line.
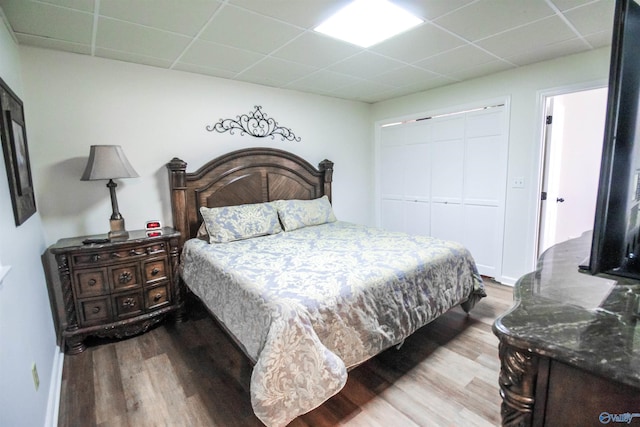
left=166, top=147, right=334, bottom=248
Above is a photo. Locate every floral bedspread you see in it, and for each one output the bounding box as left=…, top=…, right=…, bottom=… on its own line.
left=181, top=221, right=485, bottom=426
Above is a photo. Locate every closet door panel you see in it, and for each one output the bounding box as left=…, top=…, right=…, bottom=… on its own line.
left=404, top=120, right=431, bottom=144
left=377, top=104, right=508, bottom=279
left=463, top=204, right=500, bottom=276
left=464, top=135, right=504, bottom=203
left=405, top=143, right=431, bottom=200
left=466, top=109, right=503, bottom=138
left=431, top=202, right=463, bottom=243
left=432, top=116, right=465, bottom=141
left=405, top=201, right=430, bottom=236
left=381, top=124, right=405, bottom=146
left=380, top=198, right=404, bottom=232
left=431, top=140, right=464, bottom=203
left=380, top=145, right=406, bottom=198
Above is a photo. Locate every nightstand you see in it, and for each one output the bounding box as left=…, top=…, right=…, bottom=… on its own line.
left=48, top=228, right=181, bottom=354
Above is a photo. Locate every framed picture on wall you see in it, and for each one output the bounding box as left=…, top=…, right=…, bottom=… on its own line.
left=0, top=77, right=36, bottom=226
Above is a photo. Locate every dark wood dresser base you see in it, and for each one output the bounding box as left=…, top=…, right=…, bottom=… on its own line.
left=494, top=233, right=640, bottom=426
left=48, top=228, right=181, bottom=354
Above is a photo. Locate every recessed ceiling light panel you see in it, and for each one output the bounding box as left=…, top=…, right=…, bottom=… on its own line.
left=314, top=0, right=423, bottom=48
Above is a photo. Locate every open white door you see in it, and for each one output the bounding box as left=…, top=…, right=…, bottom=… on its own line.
left=537, top=88, right=607, bottom=257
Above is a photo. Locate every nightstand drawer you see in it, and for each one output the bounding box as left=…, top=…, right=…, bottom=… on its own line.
left=71, top=242, right=168, bottom=267
left=74, top=269, right=108, bottom=297
left=113, top=291, right=144, bottom=319
left=72, top=251, right=107, bottom=266
left=78, top=297, right=112, bottom=325
left=144, top=259, right=168, bottom=283
left=145, top=283, right=170, bottom=310
left=110, top=263, right=141, bottom=292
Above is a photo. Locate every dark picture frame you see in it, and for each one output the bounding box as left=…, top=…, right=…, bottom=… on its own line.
left=0, top=77, right=36, bottom=226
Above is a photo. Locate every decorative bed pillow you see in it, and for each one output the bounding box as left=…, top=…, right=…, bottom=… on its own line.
left=195, top=222, right=209, bottom=241
left=199, top=202, right=282, bottom=243
left=275, top=195, right=337, bottom=231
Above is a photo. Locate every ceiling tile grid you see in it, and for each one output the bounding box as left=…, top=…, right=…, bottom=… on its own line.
left=0, top=0, right=615, bottom=103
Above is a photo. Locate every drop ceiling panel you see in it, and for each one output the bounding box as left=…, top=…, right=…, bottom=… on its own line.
left=95, top=47, right=175, bottom=69
left=370, top=23, right=465, bottom=63
left=96, top=17, right=191, bottom=61
left=99, top=0, right=221, bottom=37
left=585, top=30, right=613, bottom=48
left=447, top=60, right=515, bottom=81
left=549, top=0, right=599, bottom=12
left=371, top=65, right=442, bottom=87
left=564, top=0, right=616, bottom=35
left=272, top=31, right=360, bottom=68
left=415, top=45, right=501, bottom=75
left=228, top=0, right=352, bottom=29
left=327, top=52, right=406, bottom=79
left=237, top=57, right=318, bottom=86
left=434, top=0, right=556, bottom=42
left=172, top=62, right=236, bottom=80
left=392, top=0, right=477, bottom=20
left=16, top=33, right=91, bottom=55
left=333, top=80, right=397, bottom=103
left=504, top=38, right=590, bottom=66
left=2, top=0, right=93, bottom=44
left=177, top=39, right=265, bottom=73
left=476, top=16, right=580, bottom=59
left=199, top=5, right=304, bottom=54
left=285, top=69, right=362, bottom=93
left=0, top=0, right=615, bottom=103
left=38, top=0, right=94, bottom=13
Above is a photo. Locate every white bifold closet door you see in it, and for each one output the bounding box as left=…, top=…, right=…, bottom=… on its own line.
left=379, top=105, right=508, bottom=278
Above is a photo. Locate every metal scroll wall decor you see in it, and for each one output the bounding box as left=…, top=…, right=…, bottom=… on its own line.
left=207, top=105, right=301, bottom=142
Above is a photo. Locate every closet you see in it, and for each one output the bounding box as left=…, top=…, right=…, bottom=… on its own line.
left=378, top=104, right=508, bottom=278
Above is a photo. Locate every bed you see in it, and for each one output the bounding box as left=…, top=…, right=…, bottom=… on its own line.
left=166, top=147, right=486, bottom=426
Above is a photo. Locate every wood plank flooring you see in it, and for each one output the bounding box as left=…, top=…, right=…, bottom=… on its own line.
left=58, top=280, right=512, bottom=427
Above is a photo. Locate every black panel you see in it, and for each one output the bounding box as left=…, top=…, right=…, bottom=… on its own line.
left=590, top=0, right=640, bottom=277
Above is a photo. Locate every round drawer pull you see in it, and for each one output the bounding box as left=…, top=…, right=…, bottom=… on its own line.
left=92, top=306, right=101, bottom=314
left=122, top=298, right=136, bottom=307
left=90, top=254, right=101, bottom=262
left=119, top=272, right=133, bottom=284
left=151, top=268, right=160, bottom=276
left=88, top=279, right=97, bottom=286
left=153, top=293, right=163, bottom=302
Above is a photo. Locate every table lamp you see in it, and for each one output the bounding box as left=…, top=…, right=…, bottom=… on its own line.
left=81, top=145, right=139, bottom=240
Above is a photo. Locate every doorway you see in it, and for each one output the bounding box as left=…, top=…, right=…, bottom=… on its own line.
left=537, top=87, right=608, bottom=258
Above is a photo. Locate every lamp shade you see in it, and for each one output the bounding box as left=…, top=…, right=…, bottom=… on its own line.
left=81, top=145, right=139, bottom=181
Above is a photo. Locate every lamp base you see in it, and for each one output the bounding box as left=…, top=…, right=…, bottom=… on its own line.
left=108, top=218, right=129, bottom=240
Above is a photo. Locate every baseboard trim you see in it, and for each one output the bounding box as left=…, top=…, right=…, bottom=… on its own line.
left=44, top=347, right=64, bottom=427
left=496, top=275, right=517, bottom=286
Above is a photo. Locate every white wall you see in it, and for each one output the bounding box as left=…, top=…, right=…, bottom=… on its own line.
left=0, top=17, right=60, bottom=427
left=19, top=47, right=373, bottom=246
left=372, top=47, right=611, bottom=284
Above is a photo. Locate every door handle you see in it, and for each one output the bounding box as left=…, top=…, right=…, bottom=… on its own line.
left=557, top=197, right=565, bottom=203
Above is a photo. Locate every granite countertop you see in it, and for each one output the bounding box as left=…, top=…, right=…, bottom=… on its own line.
left=493, top=232, right=640, bottom=389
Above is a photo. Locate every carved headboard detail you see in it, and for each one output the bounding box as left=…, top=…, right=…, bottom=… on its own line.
left=167, top=147, right=333, bottom=248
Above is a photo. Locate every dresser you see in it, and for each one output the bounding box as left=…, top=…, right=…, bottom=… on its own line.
left=493, top=232, right=640, bottom=426
left=48, top=228, right=181, bottom=354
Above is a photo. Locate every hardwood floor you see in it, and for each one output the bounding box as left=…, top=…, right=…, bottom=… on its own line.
left=58, top=280, right=512, bottom=427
